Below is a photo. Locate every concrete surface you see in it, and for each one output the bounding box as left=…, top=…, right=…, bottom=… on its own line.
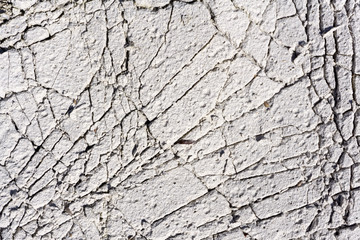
left=0, top=0, right=360, bottom=239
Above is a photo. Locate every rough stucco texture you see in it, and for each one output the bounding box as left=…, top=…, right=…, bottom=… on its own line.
left=1, top=0, right=360, bottom=239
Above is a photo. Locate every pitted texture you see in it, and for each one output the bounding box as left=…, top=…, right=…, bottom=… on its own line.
left=1, top=0, right=360, bottom=239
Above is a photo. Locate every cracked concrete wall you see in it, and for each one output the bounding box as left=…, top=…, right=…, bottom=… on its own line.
left=0, top=0, right=360, bottom=239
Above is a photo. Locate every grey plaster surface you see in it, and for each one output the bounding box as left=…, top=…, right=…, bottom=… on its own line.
left=1, top=0, right=360, bottom=239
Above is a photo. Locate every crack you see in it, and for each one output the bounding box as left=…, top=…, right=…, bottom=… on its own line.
left=1, top=0, right=359, bottom=238
left=137, top=3, right=174, bottom=103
